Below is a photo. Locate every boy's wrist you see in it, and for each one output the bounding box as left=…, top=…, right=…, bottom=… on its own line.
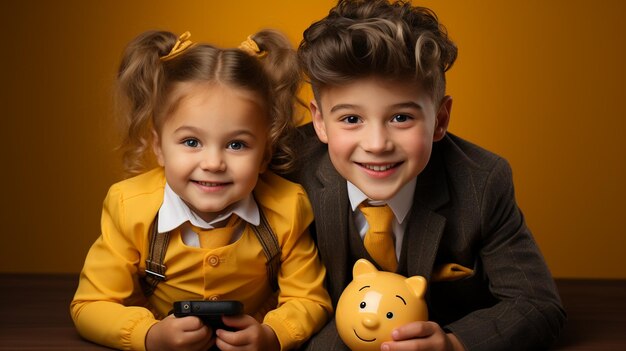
left=446, top=332, right=466, bottom=351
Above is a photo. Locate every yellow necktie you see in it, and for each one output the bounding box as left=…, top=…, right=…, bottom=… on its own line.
left=359, top=204, right=398, bottom=272
left=193, top=215, right=241, bottom=249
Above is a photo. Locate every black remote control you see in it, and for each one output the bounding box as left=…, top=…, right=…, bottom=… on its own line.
left=173, top=300, right=243, bottom=331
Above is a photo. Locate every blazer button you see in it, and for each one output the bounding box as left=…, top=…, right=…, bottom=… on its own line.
left=207, top=255, right=220, bottom=267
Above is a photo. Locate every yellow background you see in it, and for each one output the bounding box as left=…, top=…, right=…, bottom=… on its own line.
left=1, top=1, right=624, bottom=279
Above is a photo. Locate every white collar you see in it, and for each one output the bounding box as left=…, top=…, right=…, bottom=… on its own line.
left=347, top=178, right=416, bottom=224
left=157, top=183, right=260, bottom=233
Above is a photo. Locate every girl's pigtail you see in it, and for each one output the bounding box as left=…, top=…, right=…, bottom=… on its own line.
left=246, top=30, right=302, bottom=174
left=115, top=31, right=177, bottom=176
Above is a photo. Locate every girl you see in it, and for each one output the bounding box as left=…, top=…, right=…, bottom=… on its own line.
left=70, top=30, right=331, bottom=351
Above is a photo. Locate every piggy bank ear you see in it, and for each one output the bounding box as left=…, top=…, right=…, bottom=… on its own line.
left=405, top=275, right=427, bottom=299
left=353, top=259, right=379, bottom=278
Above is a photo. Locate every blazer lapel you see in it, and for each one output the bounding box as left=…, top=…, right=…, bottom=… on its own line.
left=311, top=153, right=351, bottom=303
left=405, top=146, right=449, bottom=281
left=405, top=206, right=446, bottom=281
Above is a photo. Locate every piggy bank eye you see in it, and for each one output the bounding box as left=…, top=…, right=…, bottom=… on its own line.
left=360, top=301, right=366, bottom=309
left=386, top=312, right=394, bottom=319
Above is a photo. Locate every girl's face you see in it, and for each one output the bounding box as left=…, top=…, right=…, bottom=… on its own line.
left=153, top=83, right=269, bottom=222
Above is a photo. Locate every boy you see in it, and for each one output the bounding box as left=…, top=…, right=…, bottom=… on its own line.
left=287, top=1, right=566, bottom=350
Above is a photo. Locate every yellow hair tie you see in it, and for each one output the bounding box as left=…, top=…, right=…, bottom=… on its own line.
left=160, top=31, right=195, bottom=62
left=239, top=35, right=268, bottom=59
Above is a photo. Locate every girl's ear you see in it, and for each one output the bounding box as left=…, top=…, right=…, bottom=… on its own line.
left=152, top=129, right=165, bottom=166
left=310, top=100, right=329, bottom=144
left=433, top=95, right=452, bottom=141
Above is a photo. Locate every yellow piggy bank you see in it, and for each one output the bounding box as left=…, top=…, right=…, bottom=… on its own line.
left=336, top=259, right=428, bottom=351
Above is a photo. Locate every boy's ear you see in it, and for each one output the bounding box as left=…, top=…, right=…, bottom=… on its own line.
left=433, top=95, right=452, bottom=142
left=310, top=100, right=329, bottom=144
left=152, top=129, right=165, bottom=166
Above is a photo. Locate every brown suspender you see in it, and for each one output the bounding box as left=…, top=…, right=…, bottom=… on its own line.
left=252, top=208, right=281, bottom=292
left=141, top=215, right=169, bottom=297
left=140, top=209, right=281, bottom=297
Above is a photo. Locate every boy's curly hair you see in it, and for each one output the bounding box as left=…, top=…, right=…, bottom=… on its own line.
left=299, top=0, right=457, bottom=105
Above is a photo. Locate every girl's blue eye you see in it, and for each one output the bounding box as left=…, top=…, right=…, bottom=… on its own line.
left=183, top=139, right=199, bottom=148
left=386, top=312, right=394, bottom=319
left=359, top=301, right=366, bottom=309
left=344, top=115, right=360, bottom=124
left=227, top=141, right=245, bottom=150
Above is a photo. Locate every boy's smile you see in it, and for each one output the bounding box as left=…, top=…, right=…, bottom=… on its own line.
left=311, top=76, right=451, bottom=201
left=357, top=161, right=401, bottom=179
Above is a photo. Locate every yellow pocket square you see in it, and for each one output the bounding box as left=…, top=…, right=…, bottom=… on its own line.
left=431, top=263, right=474, bottom=282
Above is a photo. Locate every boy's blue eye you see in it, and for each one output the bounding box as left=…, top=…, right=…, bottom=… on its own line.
left=227, top=141, right=245, bottom=150
left=359, top=301, right=366, bottom=309
left=183, top=139, right=199, bottom=148
left=392, top=114, right=410, bottom=123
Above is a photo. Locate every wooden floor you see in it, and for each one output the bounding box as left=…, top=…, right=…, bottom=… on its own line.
left=0, top=274, right=112, bottom=350
left=0, top=274, right=625, bottom=350
left=551, top=279, right=626, bottom=350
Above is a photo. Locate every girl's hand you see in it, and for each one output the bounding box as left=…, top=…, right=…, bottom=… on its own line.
left=215, top=314, right=280, bottom=351
left=146, top=314, right=214, bottom=351
left=380, top=321, right=466, bottom=351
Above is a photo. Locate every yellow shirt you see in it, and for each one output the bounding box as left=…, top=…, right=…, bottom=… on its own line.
left=70, top=168, right=332, bottom=350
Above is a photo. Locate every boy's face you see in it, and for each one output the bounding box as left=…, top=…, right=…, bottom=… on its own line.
left=311, top=76, right=451, bottom=201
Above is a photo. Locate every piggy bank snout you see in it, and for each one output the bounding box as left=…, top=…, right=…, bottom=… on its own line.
left=361, top=313, right=380, bottom=329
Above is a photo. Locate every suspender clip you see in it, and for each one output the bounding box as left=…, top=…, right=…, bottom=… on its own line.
left=145, top=268, right=167, bottom=281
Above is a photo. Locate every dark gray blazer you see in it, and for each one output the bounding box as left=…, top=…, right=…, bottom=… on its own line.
left=285, top=124, right=566, bottom=351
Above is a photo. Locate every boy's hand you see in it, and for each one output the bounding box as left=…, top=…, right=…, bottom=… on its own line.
left=380, top=321, right=466, bottom=351
left=146, top=314, right=214, bottom=351
left=215, top=314, right=280, bottom=351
